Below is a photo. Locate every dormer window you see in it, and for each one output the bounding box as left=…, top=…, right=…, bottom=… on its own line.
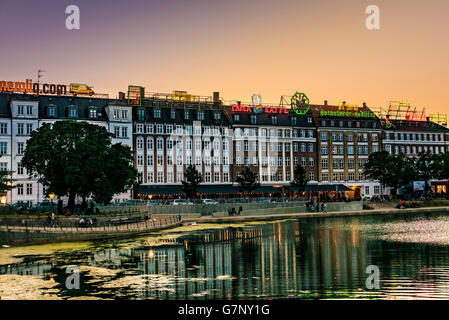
left=250, top=114, right=257, bottom=124
left=214, top=112, right=221, bottom=120
left=184, top=110, right=189, bottom=120
left=291, top=117, right=297, bottom=125
left=47, top=106, right=57, bottom=117
left=137, top=108, right=145, bottom=121
left=89, top=107, right=97, bottom=119
left=68, top=106, right=78, bottom=118
left=197, top=111, right=204, bottom=120
left=170, top=109, right=176, bottom=119
left=154, top=108, right=161, bottom=118
left=233, top=114, right=240, bottom=122
left=271, top=115, right=278, bottom=125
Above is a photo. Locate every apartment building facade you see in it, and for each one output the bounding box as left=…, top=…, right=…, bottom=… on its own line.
left=311, top=102, right=383, bottom=198
left=230, top=103, right=317, bottom=186
left=132, top=94, right=233, bottom=196
left=0, top=93, right=133, bottom=205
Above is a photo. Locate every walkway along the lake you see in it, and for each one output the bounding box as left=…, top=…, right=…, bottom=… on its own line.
left=0, top=216, right=182, bottom=246
left=182, top=206, right=449, bottom=223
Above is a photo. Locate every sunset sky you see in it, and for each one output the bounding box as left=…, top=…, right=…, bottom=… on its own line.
left=1, top=0, right=448, bottom=114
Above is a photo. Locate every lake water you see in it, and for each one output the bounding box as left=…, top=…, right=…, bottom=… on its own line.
left=2, top=211, right=449, bottom=299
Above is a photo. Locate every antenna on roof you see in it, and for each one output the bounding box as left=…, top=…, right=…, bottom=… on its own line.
left=37, top=70, right=45, bottom=88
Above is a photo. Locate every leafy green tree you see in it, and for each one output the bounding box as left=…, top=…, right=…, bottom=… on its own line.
left=182, top=165, right=202, bottom=199
left=414, top=152, right=438, bottom=195
left=0, top=170, right=14, bottom=195
left=364, top=151, right=415, bottom=196
left=21, top=120, right=137, bottom=208
left=91, top=143, right=137, bottom=204
left=434, top=152, right=449, bottom=181
left=291, top=164, right=307, bottom=191
left=236, top=167, right=260, bottom=194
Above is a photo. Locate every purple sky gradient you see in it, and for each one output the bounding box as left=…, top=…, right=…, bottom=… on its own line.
left=1, top=0, right=449, bottom=114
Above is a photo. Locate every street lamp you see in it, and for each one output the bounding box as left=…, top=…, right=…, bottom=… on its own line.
left=49, top=193, right=55, bottom=213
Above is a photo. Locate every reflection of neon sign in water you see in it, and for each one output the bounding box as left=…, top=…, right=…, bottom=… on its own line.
left=291, top=92, right=310, bottom=115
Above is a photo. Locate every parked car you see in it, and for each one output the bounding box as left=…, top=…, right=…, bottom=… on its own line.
left=255, top=197, right=270, bottom=203
left=229, top=198, right=247, bottom=203
left=147, top=200, right=160, bottom=205
left=173, top=199, right=194, bottom=205
left=9, top=202, right=30, bottom=214
left=202, top=199, right=219, bottom=205
left=31, top=201, right=57, bottom=213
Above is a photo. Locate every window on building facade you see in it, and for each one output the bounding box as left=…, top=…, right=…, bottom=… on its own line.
left=320, top=132, right=327, bottom=141
left=147, top=137, right=154, bottom=150
left=0, top=142, right=7, bottom=155
left=26, top=183, right=32, bottom=195
left=322, top=159, right=328, bottom=169
left=17, top=184, right=23, bottom=195
left=68, top=107, right=78, bottom=118
left=271, top=116, right=278, bottom=125
left=250, top=115, right=257, bottom=124
left=137, top=108, right=145, bottom=121
left=47, top=106, right=57, bottom=118
left=89, top=108, right=97, bottom=119
left=17, top=142, right=24, bottom=155
left=153, top=108, right=161, bottom=118
left=121, top=127, right=128, bottom=138
left=147, top=155, right=153, bottom=166
left=17, top=123, right=24, bottom=135
left=321, top=146, right=328, bottom=155
left=197, top=111, right=205, bottom=120
left=137, top=137, right=144, bottom=149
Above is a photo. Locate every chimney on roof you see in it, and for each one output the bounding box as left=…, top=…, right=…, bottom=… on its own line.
left=324, top=100, right=328, bottom=106
left=118, top=92, right=126, bottom=102
left=213, top=92, right=220, bottom=103
left=237, top=100, right=241, bottom=105
left=363, top=102, right=366, bottom=107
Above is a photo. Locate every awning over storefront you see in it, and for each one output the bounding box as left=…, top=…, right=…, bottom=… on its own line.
left=253, top=186, right=281, bottom=193
left=137, top=185, right=184, bottom=195
left=305, top=184, right=353, bottom=192
left=197, top=185, right=238, bottom=194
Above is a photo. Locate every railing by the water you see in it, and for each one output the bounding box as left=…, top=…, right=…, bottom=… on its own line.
left=0, top=214, right=182, bottom=246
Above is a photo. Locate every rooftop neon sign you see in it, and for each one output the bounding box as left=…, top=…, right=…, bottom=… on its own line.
left=231, top=104, right=289, bottom=114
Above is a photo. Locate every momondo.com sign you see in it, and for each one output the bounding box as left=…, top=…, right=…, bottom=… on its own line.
left=0, top=79, right=67, bottom=96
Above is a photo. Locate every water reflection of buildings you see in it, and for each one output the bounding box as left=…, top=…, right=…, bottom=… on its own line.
left=4, top=216, right=449, bottom=299
left=0, top=260, right=55, bottom=276
left=124, top=220, right=370, bottom=299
